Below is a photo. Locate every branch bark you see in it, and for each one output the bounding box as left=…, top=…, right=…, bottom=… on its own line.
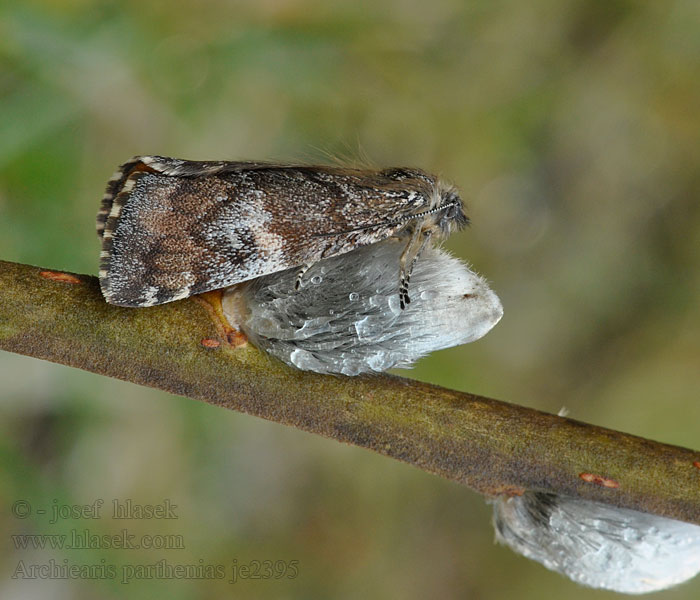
left=1, top=259, right=699, bottom=524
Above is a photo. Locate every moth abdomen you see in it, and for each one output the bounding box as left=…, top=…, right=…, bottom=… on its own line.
left=97, top=156, right=468, bottom=308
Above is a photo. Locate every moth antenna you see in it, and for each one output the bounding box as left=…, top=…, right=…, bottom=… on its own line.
left=312, top=202, right=461, bottom=239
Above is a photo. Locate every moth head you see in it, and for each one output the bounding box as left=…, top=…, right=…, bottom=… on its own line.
left=436, top=187, right=469, bottom=235
left=383, top=169, right=469, bottom=237
left=410, top=185, right=468, bottom=238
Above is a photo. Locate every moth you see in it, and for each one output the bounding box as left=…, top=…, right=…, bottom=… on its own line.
left=97, top=156, right=468, bottom=308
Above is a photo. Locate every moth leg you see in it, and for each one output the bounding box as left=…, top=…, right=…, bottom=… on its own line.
left=399, top=228, right=433, bottom=309
left=294, top=242, right=340, bottom=290
left=194, top=289, right=248, bottom=348
left=294, top=263, right=312, bottom=290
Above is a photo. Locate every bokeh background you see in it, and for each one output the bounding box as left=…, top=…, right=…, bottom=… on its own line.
left=1, top=1, right=699, bottom=598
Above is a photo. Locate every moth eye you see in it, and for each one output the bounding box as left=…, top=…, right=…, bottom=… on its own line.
left=442, top=190, right=461, bottom=207
left=439, top=192, right=469, bottom=230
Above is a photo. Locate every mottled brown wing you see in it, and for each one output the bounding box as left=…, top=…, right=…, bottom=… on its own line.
left=98, top=157, right=436, bottom=307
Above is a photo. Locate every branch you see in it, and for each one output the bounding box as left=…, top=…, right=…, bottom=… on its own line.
left=2, top=259, right=699, bottom=524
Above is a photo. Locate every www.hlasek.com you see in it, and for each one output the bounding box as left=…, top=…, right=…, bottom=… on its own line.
left=13, top=558, right=300, bottom=584
left=12, top=529, right=184, bottom=551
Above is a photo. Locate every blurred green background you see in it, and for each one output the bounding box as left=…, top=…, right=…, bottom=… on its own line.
left=1, top=0, right=699, bottom=598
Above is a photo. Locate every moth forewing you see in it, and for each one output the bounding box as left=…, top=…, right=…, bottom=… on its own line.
left=97, top=156, right=467, bottom=307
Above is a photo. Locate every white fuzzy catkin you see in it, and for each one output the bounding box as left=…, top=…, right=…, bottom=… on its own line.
left=492, top=492, right=700, bottom=594
left=222, top=239, right=503, bottom=375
